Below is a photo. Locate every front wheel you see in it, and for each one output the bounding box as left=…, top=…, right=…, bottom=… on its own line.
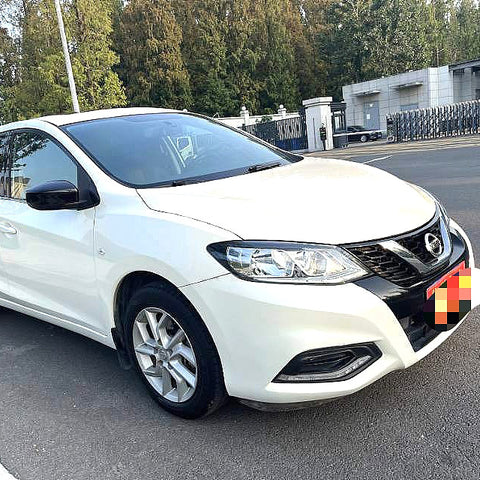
left=360, top=134, right=369, bottom=143
left=124, top=282, right=227, bottom=419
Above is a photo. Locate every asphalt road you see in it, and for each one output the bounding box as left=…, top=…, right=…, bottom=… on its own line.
left=1, top=137, right=480, bottom=480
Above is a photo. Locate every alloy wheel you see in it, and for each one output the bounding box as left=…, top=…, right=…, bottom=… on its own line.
left=133, top=307, right=198, bottom=403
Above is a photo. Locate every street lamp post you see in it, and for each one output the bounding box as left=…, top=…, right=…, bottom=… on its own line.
left=54, top=0, right=80, bottom=113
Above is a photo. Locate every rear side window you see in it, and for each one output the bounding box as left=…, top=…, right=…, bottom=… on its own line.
left=11, top=131, right=78, bottom=200
left=0, top=133, right=10, bottom=197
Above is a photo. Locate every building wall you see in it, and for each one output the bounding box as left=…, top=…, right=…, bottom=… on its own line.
left=453, top=68, right=480, bottom=102
left=342, top=66, right=454, bottom=132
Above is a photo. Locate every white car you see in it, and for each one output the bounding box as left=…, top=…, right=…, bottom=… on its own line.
left=0, top=108, right=477, bottom=419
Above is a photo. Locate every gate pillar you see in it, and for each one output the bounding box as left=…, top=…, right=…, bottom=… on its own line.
left=302, top=97, right=334, bottom=152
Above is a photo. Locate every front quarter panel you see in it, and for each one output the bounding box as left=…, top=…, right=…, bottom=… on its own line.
left=94, top=189, right=239, bottom=331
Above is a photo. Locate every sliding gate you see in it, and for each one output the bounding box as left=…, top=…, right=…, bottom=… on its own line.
left=387, top=99, right=480, bottom=142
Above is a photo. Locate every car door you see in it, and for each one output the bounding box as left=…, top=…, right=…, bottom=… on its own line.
left=0, top=129, right=104, bottom=335
left=347, top=127, right=359, bottom=142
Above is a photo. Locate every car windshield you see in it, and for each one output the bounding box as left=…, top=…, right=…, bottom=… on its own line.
left=62, top=113, right=299, bottom=188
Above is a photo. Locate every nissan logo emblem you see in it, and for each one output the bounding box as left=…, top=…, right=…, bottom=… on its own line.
left=425, top=233, right=443, bottom=257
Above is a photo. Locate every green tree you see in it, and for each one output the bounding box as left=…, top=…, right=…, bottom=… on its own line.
left=0, top=28, right=20, bottom=123
left=70, top=0, right=126, bottom=110
left=365, top=0, right=433, bottom=79
left=318, top=0, right=374, bottom=99
left=451, top=0, right=480, bottom=63
left=175, top=0, right=232, bottom=115
left=253, top=0, right=301, bottom=112
left=295, top=0, right=331, bottom=99
left=223, top=0, right=263, bottom=114
left=11, top=0, right=70, bottom=118
left=1, top=0, right=125, bottom=119
left=117, top=0, right=191, bottom=109
left=319, top=0, right=439, bottom=99
left=426, top=0, right=456, bottom=66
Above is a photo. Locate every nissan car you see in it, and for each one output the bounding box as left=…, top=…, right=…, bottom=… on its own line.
left=0, top=108, right=477, bottom=419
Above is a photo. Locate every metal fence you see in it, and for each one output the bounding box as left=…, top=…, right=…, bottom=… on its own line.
left=242, top=115, right=308, bottom=151
left=387, top=99, right=480, bottom=142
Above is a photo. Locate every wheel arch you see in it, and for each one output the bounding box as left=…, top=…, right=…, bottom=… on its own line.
left=112, top=270, right=210, bottom=368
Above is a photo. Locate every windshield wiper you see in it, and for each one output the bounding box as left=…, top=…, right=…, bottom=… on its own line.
left=247, top=162, right=282, bottom=173
left=170, top=180, right=187, bottom=187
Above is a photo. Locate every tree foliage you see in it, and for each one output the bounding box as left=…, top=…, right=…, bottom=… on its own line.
left=70, top=0, right=126, bottom=110
left=1, top=0, right=480, bottom=122
left=0, top=0, right=125, bottom=120
left=0, top=27, right=20, bottom=123
left=176, top=0, right=231, bottom=114
left=117, top=0, right=191, bottom=109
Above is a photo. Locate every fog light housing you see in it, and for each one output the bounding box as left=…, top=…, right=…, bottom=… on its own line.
left=273, top=343, right=382, bottom=383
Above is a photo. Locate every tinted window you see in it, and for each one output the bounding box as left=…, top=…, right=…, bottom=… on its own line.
left=11, top=131, right=78, bottom=200
left=0, top=134, right=10, bottom=197
left=63, top=114, right=298, bottom=187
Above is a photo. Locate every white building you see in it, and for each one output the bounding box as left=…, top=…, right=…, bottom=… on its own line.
left=342, top=58, right=480, bottom=132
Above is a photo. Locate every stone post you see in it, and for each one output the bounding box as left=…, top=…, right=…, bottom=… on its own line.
left=302, top=97, right=334, bottom=152
left=240, top=106, right=250, bottom=126
left=278, top=104, right=287, bottom=118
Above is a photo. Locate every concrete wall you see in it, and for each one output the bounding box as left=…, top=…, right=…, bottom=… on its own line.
left=453, top=68, right=480, bottom=102
left=429, top=66, right=454, bottom=106
left=342, top=66, right=455, bottom=132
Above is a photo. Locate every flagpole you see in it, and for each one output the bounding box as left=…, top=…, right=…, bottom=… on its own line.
left=54, top=0, right=80, bottom=113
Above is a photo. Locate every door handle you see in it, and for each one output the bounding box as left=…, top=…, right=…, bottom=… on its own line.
left=0, top=223, right=17, bottom=235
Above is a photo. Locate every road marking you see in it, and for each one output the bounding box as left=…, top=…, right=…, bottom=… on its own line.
left=362, top=155, right=393, bottom=164
left=309, top=136, right=480, bottom=159
left=313, top=141, right=480, bottom=160
left=0, top=462, right=17, bottom=480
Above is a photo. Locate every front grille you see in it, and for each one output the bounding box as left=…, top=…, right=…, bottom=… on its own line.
left=397, top=221, right=442, bottom=264
left=346, top=217, right=444, bottom=287
left=348, top=244, right=420, bottom=286
left=354, top=230, right=469, bottom=352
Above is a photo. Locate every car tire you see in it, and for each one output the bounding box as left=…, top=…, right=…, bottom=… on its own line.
left=360, top=134, right=368, bottom=143
left=124, top=281, right=228, bottom=419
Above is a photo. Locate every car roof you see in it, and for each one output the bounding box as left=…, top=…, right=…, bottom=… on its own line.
left=39, top=107, right=179, bottom=127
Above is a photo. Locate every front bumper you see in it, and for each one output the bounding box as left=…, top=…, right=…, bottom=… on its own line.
left=181, top=222, right=478, bottom=405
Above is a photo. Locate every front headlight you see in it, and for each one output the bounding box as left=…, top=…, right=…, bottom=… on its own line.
left=207, top=241, right=369, bottom=284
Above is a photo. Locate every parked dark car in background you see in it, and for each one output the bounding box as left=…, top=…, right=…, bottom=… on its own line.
left=347, top=125, right=383, bottom=142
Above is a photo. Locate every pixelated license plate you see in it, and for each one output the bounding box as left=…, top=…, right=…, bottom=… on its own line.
left=423, top=261, right=471, bottom=331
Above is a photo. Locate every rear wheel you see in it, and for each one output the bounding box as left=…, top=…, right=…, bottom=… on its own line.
left=124, top=282, right=227, bottom=418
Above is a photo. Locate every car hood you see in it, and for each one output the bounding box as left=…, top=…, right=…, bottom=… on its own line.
left=137, top=158, right=436, bottom=244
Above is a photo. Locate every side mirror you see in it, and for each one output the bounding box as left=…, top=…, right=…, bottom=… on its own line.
left=26, top=180, right=82, bottom=211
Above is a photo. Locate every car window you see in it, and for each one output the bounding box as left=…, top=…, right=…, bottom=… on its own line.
left=10, top=131, right=78, bottom=201
left=63, top=113, right=298, bottom=188
left=0, top=133, right=10, bottom=197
